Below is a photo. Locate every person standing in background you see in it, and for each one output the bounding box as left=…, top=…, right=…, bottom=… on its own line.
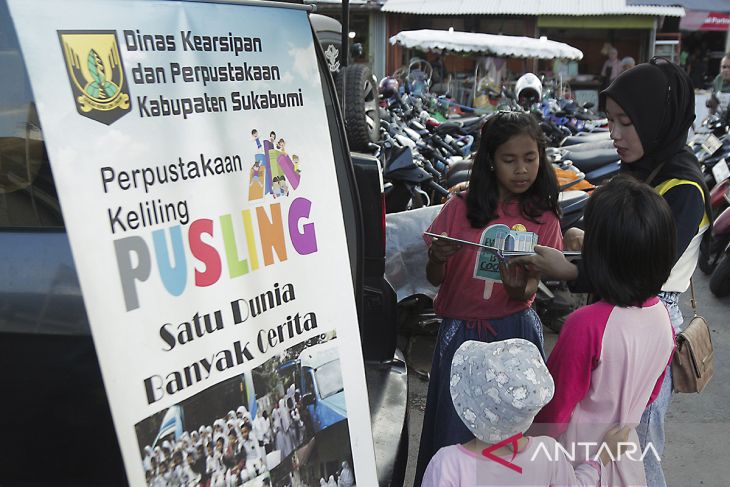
left=689, top=48, right=708, bottom=89
left=621, top=56, right=636, bottom=73
left=680, top=48, right=689, bottom=72
left=707, top=53, right=730, bottom=116
left=599, top=45, right=621, bottom=110
left=601, top=46, right=621, bottom=83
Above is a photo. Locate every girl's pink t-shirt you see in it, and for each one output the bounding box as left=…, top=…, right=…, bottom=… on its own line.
left=425, top=195, right=563, bottom=320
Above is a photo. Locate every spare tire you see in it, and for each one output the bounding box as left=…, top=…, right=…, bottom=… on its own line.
left=336, top=64, right=381, bottom=151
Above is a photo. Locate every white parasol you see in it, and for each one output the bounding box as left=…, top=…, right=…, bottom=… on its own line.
left=389, top=29, right=584, bottom=61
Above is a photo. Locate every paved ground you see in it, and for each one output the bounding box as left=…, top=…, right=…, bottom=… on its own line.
left=401, top=269, right=729, bottom=487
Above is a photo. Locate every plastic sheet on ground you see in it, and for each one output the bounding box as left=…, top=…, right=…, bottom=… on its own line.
left=385, top=205, right=443, bottom=302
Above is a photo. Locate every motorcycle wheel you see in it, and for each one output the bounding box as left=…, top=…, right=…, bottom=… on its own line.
left=709, top=254, right=730, bottom=297
left=335, top=64, right=381, bottom=151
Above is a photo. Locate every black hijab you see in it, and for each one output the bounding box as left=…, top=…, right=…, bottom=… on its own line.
left=602, top=59, right=701, bottom=180
left=601, top=57, right=710, bottom=217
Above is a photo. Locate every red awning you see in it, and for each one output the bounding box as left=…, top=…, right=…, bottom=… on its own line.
left=680, top=11, right=730, bottom=31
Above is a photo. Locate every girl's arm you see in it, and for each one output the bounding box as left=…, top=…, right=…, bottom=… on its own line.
left=423, top=198, right=462, bottom=286
left=538, top=436, right=604, bottom=487
left=426, top=252, right=446, bottom=286
left=548, top=425, right=630, bottom=485
left=425, top=234, right=462, bottom=286
left=550, top=453, right=603, bottom=487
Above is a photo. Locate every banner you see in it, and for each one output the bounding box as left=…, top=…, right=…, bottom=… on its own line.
left=680, top=11, right=730, bottom=31
left=8, top=0, right=376, bottom=485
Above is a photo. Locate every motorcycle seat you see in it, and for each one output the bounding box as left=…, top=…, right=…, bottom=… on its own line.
left=560, top=132, right=611, bottom=146
left=437, top=116, right=483, bottom=130
left=446, top=159, right=473, bottom=177
left=563, top=147, right=619, bottom=172
left=559, top=190, right=589, bottom=214
left=561, top=139, right=615, bottom=152
left=446, top=169, right=471, bottom=189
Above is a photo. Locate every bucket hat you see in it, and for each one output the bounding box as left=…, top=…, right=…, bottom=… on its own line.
left=449, top=339, right=554, bottom=443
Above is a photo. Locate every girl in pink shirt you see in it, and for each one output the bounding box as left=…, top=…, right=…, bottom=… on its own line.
left=415, top=112, right=563, bottom=485
left=533, top=176, right=676, bottom=486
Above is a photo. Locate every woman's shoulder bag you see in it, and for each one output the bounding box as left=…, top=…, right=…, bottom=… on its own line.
left=672, top=279, right=714, bottom=393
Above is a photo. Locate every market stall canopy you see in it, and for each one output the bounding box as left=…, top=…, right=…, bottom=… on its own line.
left=389, top=30, right=584, bottom=61
left=382, top=0, right=684, bottom=16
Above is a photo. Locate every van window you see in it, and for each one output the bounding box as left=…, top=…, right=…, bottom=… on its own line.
left=315, top=360, right=344, bottom=399
left=0, top=0, right=63, bottom=228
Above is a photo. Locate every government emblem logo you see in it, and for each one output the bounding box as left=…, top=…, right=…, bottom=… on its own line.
left=58, top=30, right=131, bottom=125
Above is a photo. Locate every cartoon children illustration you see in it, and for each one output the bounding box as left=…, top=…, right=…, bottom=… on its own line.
left=248, top=159, right=265, bottom=201
left=279, top=177, right=290, bottom=197
left=251, top=128, right=262, bottom=151
left=251, top=160, right=263, bottom=185
left=292, top=154, right=301, bottom=173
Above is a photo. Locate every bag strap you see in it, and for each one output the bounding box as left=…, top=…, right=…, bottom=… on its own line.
left=646, top=162, right=667, bottom=186
left=690, top=277, right=698, bottom=318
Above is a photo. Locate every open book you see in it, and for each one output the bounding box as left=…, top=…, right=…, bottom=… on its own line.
left=424, top=231, right=581, bottom=259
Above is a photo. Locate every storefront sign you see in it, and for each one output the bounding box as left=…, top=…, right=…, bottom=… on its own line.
left=680, top=11, right=730, bottom=32
left=8, top=0, right=376, bottom=485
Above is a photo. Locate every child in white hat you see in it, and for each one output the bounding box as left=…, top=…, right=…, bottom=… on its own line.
left=422, top=339, right=628, bottom=486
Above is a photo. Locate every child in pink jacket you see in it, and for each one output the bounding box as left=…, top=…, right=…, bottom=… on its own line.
left=533, top=176, right=676, bottom=486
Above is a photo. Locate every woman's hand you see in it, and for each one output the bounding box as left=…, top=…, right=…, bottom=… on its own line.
left=563, top=227, right=585, bottom=251
left=509, top=245, right=579, bottom=281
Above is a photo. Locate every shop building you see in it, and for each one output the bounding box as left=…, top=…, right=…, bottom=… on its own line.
left=631, top=0, right=730, bottom=88
left=382, top=0, right=685, bottom=106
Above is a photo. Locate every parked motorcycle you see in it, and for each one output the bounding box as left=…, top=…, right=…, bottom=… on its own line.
left=547, top=135, right=621, bottom=186
left=709, top=203, right=730, bottom=297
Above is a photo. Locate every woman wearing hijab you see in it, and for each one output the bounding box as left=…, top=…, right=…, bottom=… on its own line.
left=513, top=57, right=711, bottom=487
